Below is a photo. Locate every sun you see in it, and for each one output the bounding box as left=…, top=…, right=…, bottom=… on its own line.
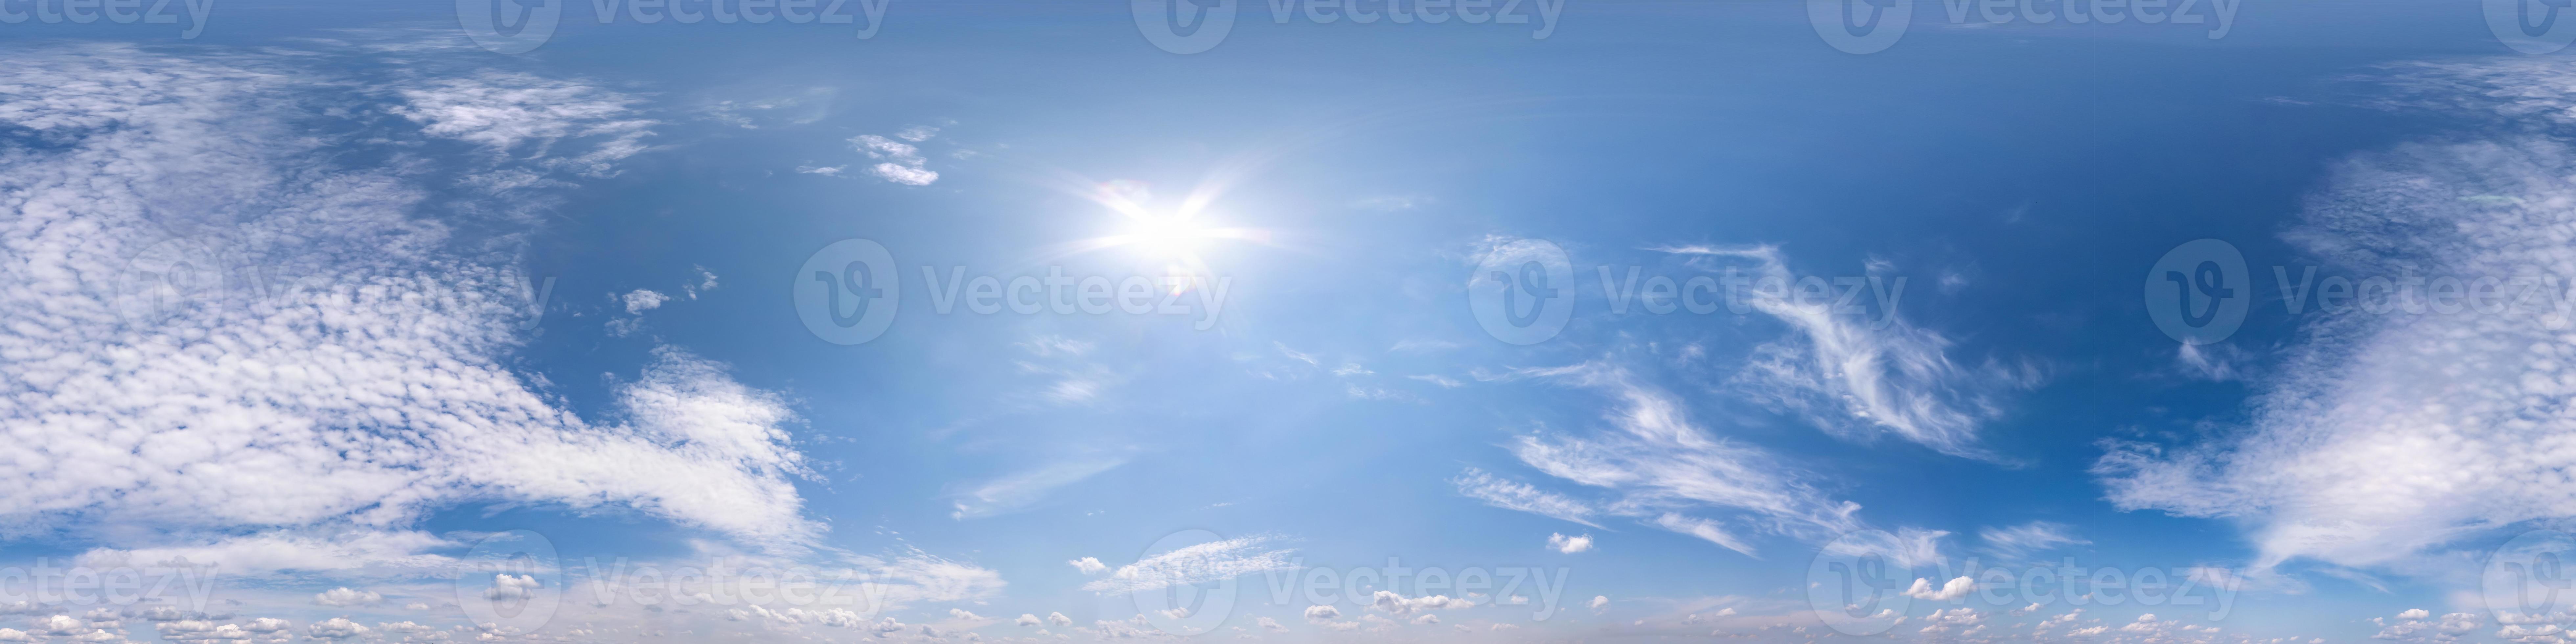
left=1123, top=212, right=1216, bottom=259
left=1045, top=178, right=1275, bottom=295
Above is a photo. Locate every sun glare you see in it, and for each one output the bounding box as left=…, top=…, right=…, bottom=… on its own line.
left=1127, top=213, right=1212, bottom=259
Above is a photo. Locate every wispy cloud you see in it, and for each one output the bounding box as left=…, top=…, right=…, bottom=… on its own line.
left=1455, top=362, right=1866, bottom=556
left=1653, top=245, right=2029, bottom=460
left=1978, top=521, right=2088, bottom=559
left=1080, top=536, right=1296, bottom=595
left=949, top=458, right=1128, bottom=519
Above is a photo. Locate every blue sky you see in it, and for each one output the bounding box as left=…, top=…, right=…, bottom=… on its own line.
left=6, top=1, right=2576, bottom=644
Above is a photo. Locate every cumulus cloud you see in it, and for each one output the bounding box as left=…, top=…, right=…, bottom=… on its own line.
left=309, top=588, right=380, bottom=607
left=1368, top=591, right=1472, bottom=616
left=0, top=43, right=817, bottom=565
left=1653, top=245, right=2030, bottom=459
left=2097, top=62, right=2576, bottom=569
left=1545, top=532, right=1593, bottom=554
left=1903, top=577, right=1975, bottom=602
left=1302, top=606, right=1340, bottom=622
left=850, top=134, right=938, bottom=186
left=1067, top=557, right=1108, bottom=575
left=623, top=288, right=670, bottom=313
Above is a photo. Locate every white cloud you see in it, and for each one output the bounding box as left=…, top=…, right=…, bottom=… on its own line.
left=1068, top=557, right=1108, bottom=575
left=1302, top=606, right=1340, bottom=622
left=1256, top=617, right=1287, bottom=633
left=1081, top=536, right=1295, bottom=595
left=2097, top=64, right=2576, bottom=570
left=623, top=288, right=670, bottom=314
left=309, top=587, right=380, bottom=607
left=304, top=618, right=368, bottom=640
left=1903, top=577, right=1975, bottom=602
left=1821, top=527, right=1950, bottom=569
left=686, top=265, right=718, bottom=299
left=851, top=134, right=938, bottom=186
left=1460, top=362, right=1866, bottom=556
left=869, top=163, right=939, bottom=186
left=387, top=71, right=657, bottom=184
left=1545, top=532, right=1592, bottom=554
left=1368, top=591, right=1471, bottom=616
left=1014, top=614, right=1041, bottom=627
left=950, top=458, right=1127, bottom=520
left=1653, top=245, right=2029, bottom=459
left=1978, top=521, right=2088, bottom=559
left=1451, top=468, right=1600, bottom=528
left=795, top=165, right=845, bottom=176
left=1589, top=596, right=1609, bottom=610
left=1047, top=612, right=1072, bottom=627
left=0, top=45, right=817, bottom=559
